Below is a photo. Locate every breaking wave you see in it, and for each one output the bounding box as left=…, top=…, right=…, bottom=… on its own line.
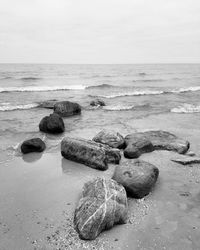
left=0, top=103, right=39, bottom=111
left=171, top=103, right=200, bottom=113
left=103, top=105, right=135, bottom=111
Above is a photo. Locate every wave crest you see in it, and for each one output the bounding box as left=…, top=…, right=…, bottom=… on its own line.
left=0, top=103, right=39, bottom=111
left=171, top=103, right=200, bottom=113
left=103, top=105, right=135, bottom=111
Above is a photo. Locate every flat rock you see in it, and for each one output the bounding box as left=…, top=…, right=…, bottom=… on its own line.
left=54, top=101, right=81, bottom=117
left=39, top=113, right=65, bottom=134
left=171, top=156, right=200, bottom=165
left=93, top=130, right=125, bottom=149
left=74, top=177, right=128, bottom=240
left=61, top=137, right=108, bottom=170
left=112, top=159, right=159, bottom=198
left=38, top=99, right=58, bottom=109
left=21, top=138, right=46, bottom=154
left=124, top=130, right=189, bottom=158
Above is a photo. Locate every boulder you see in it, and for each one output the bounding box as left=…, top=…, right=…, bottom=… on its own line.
left=112, top=160, right=159, bottom=198
left=171, top=156, right=200, bottom=165
left=38, top=99, right=58, bottom=109
left=61, top=137, right=108, bottom=170
left=54, top=101, right=81, bottom=117
left=102, top=145, right=121, bottom=164
left=74, top=177, right=128, bottom=240
left=39, top=113, right=65, bottom=134
left=124, top=130, right=189, bottom=158
left=21, top=138, right=46, bottom=154
left=90, top=99, right=105, bottom=107
left=93, top=130, right=125, bottom=149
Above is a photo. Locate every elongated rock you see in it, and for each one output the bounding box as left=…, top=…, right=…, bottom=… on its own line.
left=124, top=130, right=190, bottom=158
left=93, top=130, right=125, bottom=149
left=74, top=177, right=128, bottom=240
left=171, top=156, right=200, bottom=165
left=112, top=160, right=159, bottom=198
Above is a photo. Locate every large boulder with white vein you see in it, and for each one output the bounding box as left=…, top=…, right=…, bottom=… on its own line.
left=124, top=130, right=189, bottom=158
left=112, top=159, right=159, bottom=198
left=74, top=178, right=128, bottom=240
left=93, top=130, right=125, bottom=149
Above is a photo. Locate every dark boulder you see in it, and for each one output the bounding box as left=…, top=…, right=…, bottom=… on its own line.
left=39, top=113, right=65, bottom=134
left=112, top=160, right=159, bottom=198
left=90, top=99, right=105, bottom=107
left=124, top=130, right=189, bottom=158
left=74, top=177, right=128, bottom=240
left=54, top=101, right=81, bottom=117
left=61, top=137, right=108, bottom=170
left=21, top=138, right=46, bottom=154
left=93, top=130, right=125, bottom=149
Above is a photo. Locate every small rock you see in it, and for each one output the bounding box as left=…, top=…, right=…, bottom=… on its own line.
left=21, top=138, right=45, bottom=154
left=39, top=113, right=65, bottom=134
left=171, top=156, right=200, bottom=165
left=90, top=99, right=105, bottom=107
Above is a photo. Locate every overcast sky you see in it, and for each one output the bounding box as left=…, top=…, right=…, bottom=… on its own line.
left=0, top=0, right=199, bottom=63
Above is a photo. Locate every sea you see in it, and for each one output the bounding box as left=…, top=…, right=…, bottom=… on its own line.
left=0, top=63, right=200, bottom=163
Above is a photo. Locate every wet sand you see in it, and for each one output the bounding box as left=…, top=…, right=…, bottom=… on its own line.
left=1, top=112, right=200, bottom=250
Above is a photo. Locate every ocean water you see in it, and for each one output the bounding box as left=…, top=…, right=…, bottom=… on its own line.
left=0, top=63, right=200, bottom=162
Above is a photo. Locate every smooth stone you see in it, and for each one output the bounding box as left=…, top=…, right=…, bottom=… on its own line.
left=171, top=156, right=200, bottom=165
left=54, top=101, right=81, bottom=117
left=186, top=151, right=196, bottom=157
left=74, top=177, right=128, bottom=240
left=38, top=99, right=58, bottom=109
left=93, top=129, right=125, bottom=149
left=112, top=159, right=159, bottom=198
left=124, top=130, right=190, bottom=158
left=39, top=113, right=65, bottom=134
left=21, top=138, right=46, bottom=154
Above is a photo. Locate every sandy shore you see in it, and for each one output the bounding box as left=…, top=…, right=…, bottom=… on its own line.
left=1, top=112, right=200, bottom=250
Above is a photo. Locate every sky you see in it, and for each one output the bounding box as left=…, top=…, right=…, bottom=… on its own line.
left=0, top=0, right=200, bottom=64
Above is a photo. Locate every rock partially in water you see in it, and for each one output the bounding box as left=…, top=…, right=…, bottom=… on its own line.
left=171, top=156, right=200, bottom=165
left=39, top=113, right=65, bottom=134
left=61, top=137, right=108, bottom=170
left=90, top=99, right=105, bottom=107
left=102, top=145, right=121, bottom=164
left=124, top=130, right=189, bottom=158
left=112, top=159, right=159, bottom=198
left=54, top=101, right=81, bottom=117
left=74, top=177, right=128, bottom=240
left=93, top=130, right=125, bottom=149
left=38, top=99, right=58, bottom=109
left=21, top=138, right=46, bottom=154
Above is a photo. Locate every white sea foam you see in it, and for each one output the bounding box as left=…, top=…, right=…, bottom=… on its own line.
left=97, top=90, right=164, bottom=98
left=103, top=105, right=135, bottom=111
left=0, top=103, right=39, bottom=111
left=0, top=85, right=86, bottom=93
left=171, top=103, right=200, bottom=113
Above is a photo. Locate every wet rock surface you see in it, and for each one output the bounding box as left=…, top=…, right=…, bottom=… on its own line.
left=74, top=177, right=128, bottom=240
left=54, top=101, right=81, bottom=117
left=112, top=159, right=159, bottom=198
left=171, top=156, right=200, bottom=165
left=38, top=99, right=58, bottom=109
left=21, top=138, right=46, bottom=154
left=93, top=130, right=125, bottom=149
left=39, top=113, right=65, bottom=134
left=124, top=130, right=190, bottom=158
left=90, top=99, right=105, bottom=107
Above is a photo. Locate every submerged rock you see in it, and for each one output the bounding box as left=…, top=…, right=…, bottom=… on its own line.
left=74, top=177, right=128, bottom=240
left=39, top=113, right=65, bottom=134
left=93, top=130, right=125, bottom=149
left=61, top=137, right=108, bottom=170
left=21, top=138, right=46, bottom=154
left=171, top=156, right=200, bottom=165
left=112, top=159, right=159, bottom=198
left=38, top=99, right=58, bottom=109
left=124, top=130, right=189, bottom=158
left=90, top=99, right=105, bottom=107
left=54, top=101, right=81, bottom=117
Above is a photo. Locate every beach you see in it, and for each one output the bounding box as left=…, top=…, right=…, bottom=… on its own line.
left=1, top=64, right=200, bottom=249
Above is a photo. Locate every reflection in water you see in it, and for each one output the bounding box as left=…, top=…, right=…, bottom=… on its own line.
left=22, top=152, right=43, bottom=163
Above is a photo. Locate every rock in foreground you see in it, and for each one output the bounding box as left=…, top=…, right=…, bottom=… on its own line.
left=61, top=137, right=108, bottom=170
left=74, top=177, right=128, bottom=240
left=112, top=160, right=159, bottom=198
left=39, top=113, right=65, bottom=134
left=93, top=130, right=125, bottom=149
left=171, top=156, right=200, bottom=165
left=21, top=138, right=46, bottom=154
left=124, top=130, right=189, bottom=158
left=54, top=101, right=81, bottom=117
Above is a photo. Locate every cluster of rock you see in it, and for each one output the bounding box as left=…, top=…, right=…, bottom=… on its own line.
left=19, top=99, right=199, bottom=241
